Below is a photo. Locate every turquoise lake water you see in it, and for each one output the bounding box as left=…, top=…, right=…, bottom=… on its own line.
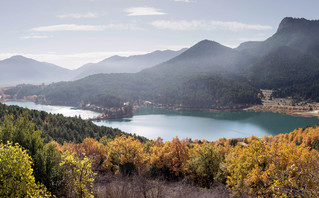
left=4, top=101, right=319, bottom=141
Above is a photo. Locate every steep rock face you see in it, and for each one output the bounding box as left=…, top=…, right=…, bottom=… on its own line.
left=276, top=17, right=319, bottom=34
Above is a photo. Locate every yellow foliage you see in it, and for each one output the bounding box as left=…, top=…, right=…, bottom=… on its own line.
left=149, top=137, right=190, bottom=177
left=226, top=139, right=319, bottom=197
left=0, top=142, right=51, bottom=197
left=103, top=135, right=145, bottom=174
left=60, top=151, right=95, bottom=198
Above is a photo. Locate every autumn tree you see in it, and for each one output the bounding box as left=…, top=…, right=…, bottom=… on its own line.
left=149, top=137, right=190, bottom=179
left=226, top=140, right=267, bottom=196
left=60, top=151, right=95, bottom=198
left=58, top=138, right=106, bottom=170
left=0, top=142, right=50, bottom=197
left=103, top=135, right=145, bottom=175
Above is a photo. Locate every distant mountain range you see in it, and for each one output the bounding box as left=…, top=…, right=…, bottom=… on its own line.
left=0, top=56, right=72, bottom=87
left=4, top=17, right=319, bottom=109
left=0, top=49, right=187, bottom=87
left=73, top=48, right=187, bottom=80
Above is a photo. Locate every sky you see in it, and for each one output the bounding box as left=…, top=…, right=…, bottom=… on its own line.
left=1, top=0, right=319, bottom=69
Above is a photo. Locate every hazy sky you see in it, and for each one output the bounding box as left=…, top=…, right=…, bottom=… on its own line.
left=1, top=0, right=318, bottom=69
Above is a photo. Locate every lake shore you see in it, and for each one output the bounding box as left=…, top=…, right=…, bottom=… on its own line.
left=2, top=88, right=319, bottom=120
left=243, top=89, right=319, bottom=119
left=244, top=105, right=319, bottom=118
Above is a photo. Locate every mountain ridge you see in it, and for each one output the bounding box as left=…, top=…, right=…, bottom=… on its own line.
left=0, top=55, right=72, bottom=87
left=73, top=48, right=187, bottom=79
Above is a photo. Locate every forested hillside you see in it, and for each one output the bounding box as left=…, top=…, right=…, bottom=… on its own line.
left=0, top=103, right=146, bottom=144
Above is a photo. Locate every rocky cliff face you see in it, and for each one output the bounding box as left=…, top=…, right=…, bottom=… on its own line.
left=276, top=17, right=319, bottom=34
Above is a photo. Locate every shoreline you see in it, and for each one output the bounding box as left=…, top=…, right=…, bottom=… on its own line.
left=245, top=89, right=319, bottom=119
left=244, top=105, right=319, bottom=118
left=2, top=98, right=319, bottom=120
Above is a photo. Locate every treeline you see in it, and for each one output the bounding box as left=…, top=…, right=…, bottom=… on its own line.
left=1, top=109, right=319, bottom=197
left=272, top=81, right=319, bottom=102
left=178, top=76, right=261, bottom=109
left=0, top=103, right=147, bottom=144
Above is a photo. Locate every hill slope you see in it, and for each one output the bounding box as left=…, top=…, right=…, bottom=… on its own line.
left=248, top=46, right=319, bottom=89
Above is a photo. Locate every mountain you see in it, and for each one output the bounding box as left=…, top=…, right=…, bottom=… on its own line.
left=236, top=17, right=319, bottom=57
left=140, top=40, right=254, bottom=81
left=73, top=48, right=187, bottom=79
left=0, top=55, right=72, bottom=87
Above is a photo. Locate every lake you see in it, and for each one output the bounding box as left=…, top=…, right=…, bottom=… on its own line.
left=4, top=101, right=319, bottom=141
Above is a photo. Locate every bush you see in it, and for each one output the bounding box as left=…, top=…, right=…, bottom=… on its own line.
left=186, top=142, right=224, bottom=188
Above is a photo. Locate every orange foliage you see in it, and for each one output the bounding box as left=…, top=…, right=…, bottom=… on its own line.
left=103, top=135, right=145, bottom=174
left=57, top=138, right=106, bottom=168
left=149, top=137, right=190, bottom=177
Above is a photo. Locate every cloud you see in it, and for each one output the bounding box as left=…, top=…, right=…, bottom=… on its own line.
left=125, top=7, right=166, bottom=16
left=19, top=35, right=49, bottom=39
left=31, top=24, right=140, bottom=32
left=151, top=20, right=273, bottom=31
left=172, top=0, right=194, bottom=2
left=57, top=12, right=101, bottom=19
